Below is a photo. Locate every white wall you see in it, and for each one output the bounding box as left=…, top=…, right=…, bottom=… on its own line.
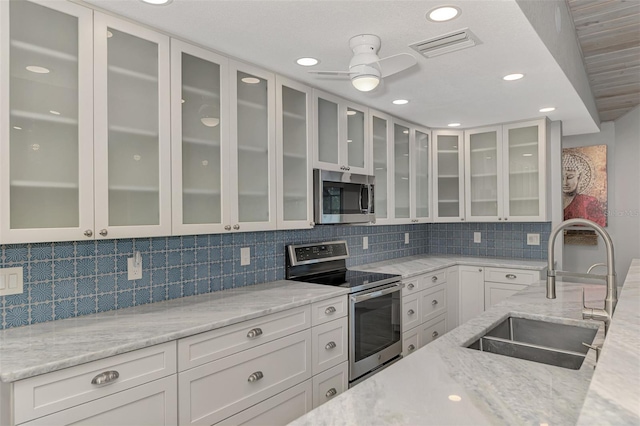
left=562, top=106, right=640, bottom=282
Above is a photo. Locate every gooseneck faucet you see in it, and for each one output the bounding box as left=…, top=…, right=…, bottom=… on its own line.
left=547, top=218, right=617, bottom=333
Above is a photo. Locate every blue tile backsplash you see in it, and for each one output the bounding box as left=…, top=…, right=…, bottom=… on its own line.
left=0, top=222, right=550, bottom=329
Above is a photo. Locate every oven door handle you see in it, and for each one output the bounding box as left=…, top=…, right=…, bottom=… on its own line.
left=350, top=282, right=404, bottom=303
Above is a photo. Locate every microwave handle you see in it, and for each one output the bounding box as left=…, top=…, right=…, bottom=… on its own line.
left=368, top=184, right=373, bottom=212
left=359, top=185, right=364, bottom=212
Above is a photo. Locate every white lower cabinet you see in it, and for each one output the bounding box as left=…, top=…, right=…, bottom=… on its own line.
left=312, top=317, right=348, bottom=375
left=459, top=265, right=485, bottom=325
left=419, top=314, right=447, bottom=346
left=484, top=266, right=542, bottom=309
left=312, top=362, right=348, bottom=408
left=485, top=282, right=527, bottom=308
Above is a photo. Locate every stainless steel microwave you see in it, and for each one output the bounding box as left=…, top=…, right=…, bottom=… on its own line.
left=313, top=169, right=375, bottom=224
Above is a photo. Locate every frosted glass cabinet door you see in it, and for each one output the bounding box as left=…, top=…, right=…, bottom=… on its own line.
left=464, top=126, right=502, bottom=221
left=171, top=39, right=229, bottom=235
left=414, top=128, right=430, bottom=221
left=371, top=112, right=391, bottom=221
left=316, top=94, right=340, bottom=169
left=433, top=130, right=464, bottom=221
left=346, top=103, right=368, bottom=173
left=94, top=13, right=171, bottom=239
left=229, top=61, right=276, bottom=232
left=0, top=0, right=94, bottom=244
left=394, top=123, right=411, bottom=220
left=276, top=76, right=313, bottom=229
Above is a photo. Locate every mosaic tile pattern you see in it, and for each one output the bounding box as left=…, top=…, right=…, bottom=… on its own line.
left=0, top=222, right=550, bottom=329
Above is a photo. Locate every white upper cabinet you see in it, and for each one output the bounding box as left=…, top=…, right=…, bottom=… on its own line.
left=432, top=130, right=465, bottom=222
left=464, top=125, right=503, bottom=221
left=93, top=12, right=171, bottom=239
left=413, top=126, right=431, bottom=223
left=394, top=121, right=411, bottom=221
left=313, top=90, right=370, bottom=175
left=370, top=111, right=392, bottom=222
left=170, top=39, right=230, bottom=235
left=276, top=76, right=313, bottom=229
left=229, top=60, right=277, bottom=232
left=0, top=0, right=94, bottom=244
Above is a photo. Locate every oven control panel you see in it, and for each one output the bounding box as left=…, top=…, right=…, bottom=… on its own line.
left=288, top=241, right=349, bottom=265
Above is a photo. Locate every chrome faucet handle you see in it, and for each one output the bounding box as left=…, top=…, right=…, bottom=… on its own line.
left=582, top=288, right=611, bottom=334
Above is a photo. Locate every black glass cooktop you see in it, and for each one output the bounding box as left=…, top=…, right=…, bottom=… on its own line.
left=294, top=269, right=401, bottom=293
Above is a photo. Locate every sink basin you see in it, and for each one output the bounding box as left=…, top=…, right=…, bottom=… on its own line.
left=467, top=316, right=598, bottom=370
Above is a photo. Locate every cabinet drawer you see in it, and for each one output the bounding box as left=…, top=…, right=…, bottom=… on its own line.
left=402, top=328, right=420, bottom=357
left=420, top=270, right=447, bottom=289
left=14, top=342, right=176, bottom=425
left=311, top=296, right=347, bottom=326
left=312, top=317, right=348, bottom=375
left=217, top=380, right=312, bottom=426
left=178, top=329, right=312, bottom=425
left=419, top=314, right=447, bottom=346
left=484, top=267, right=540, bottom=285
left=178, top=305, right=311, bottom=371
left=420, top=284, right=447, bottom=323
left=312, top=361, right=348, bottom=409
left=402, top=278, right=420, bottom=296
left=22, top=376, right=177, bottom=426
left=402, top=293, right=421, bottom=331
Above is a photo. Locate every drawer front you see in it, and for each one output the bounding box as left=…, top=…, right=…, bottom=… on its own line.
left=22, top=376, right=177, bottom=426
left=178, top=329, right=312, bottom=425
left=402, top=292, right=421, bottom=331
left=178, top=305, right=311, bottom=371
left=420, top=270, right=447, bottom=290
left=217, top=380, right=312, bottom=426
left=419, top=314, right=447, bottom=346
left=484, top=267, right=540, bottom=285
left=312, top=317, right=348, bottom=375
left=402, top=278, right=420, bottom=296
left=421, top=284, right=447, bottom=323
left=311, top=296, right=347, bottom=326
left=312, top=361, right=348, bottom=409
left=402, top=328, right=420, bottom=357
left=14, top=342, right=177, bottom=425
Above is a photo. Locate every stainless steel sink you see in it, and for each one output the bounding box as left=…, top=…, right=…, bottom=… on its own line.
left=467, top=316, right=598, bottom=370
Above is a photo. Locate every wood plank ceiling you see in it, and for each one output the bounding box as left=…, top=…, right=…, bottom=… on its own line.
left=567, top=0, right=640, bottom=122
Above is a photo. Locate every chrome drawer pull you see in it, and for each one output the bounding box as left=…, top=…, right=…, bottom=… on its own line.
left=431, top=276, right=438, bottom=282
left=432, top=331, right=439, bottom=338
left=325, top=388, right=337, bottom=398
left=325, top=306, right=337, bottom=315
left=506, top=274, right=517, bottom=279
left=431, top=299, right=438, bottom=306
left=91, top=370, right=119, bottom=386
left=246, top=328, right=263, bottom=339
left=407, top=309, right=415, bottom=315
left=247, top=371, right=264, bottom=382
left=407, top=283, right=415, bottom=290
left=408, top=344, right=416, bottom=351
left=325, top=341, right=337, bottom=350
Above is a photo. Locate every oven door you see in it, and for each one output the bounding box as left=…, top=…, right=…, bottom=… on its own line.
left=349, top=282, right=403, bottom=382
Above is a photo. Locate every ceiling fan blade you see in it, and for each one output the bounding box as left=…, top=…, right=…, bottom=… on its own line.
left=377, top=53, right=418, bottom=78
left=308, top=70, right=354, bottom=76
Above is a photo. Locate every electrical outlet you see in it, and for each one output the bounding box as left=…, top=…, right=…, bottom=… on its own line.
left=405, top=233, right=409, bottom=244
left=474, top=232, right=481, bottom=243
left=0, top=267, right=23, bottom=296
left=363, top=236, right=368, bottom=250
left=527, top=233, right=540, bottom=246
left=127, top=256, right=142, bottom=280
left=241, top=247, right=251, bottom=266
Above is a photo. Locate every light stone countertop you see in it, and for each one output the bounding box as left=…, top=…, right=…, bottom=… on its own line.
left=0, top=280, right=348, bottom=382
left=291, top=259, right=640, bottom=426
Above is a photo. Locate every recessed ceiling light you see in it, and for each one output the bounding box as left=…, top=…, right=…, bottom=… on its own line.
left=296, top=57, right=319, bottom=66
left=26, top=66, right=50, bottom=74
left=393, top=99, right=409, bottom=105
left=503, top=73, right=524, bottom=81
left=346, top=110, right=357, bottom=116
left=13, top=126, right=22, bottom=130
left=140, top=0, right=172, bottom=5
left=49, top=110, right=61, bottom=115
left=427, top=6, right=461, bottom=22
left=448, top=122, right=461, bottom=127
left=241, top=77, right=261, bottom=84
left=539, top=107, right=556, bottom=112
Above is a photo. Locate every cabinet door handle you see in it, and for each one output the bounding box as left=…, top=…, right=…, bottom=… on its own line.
left=246, top=328, right=263, bottom=339
left=407, top=283, right=415, bottom=290
left=432, top=331, right=439, bottom=338
left=325, top=306, right=336, bottom=315
left=99, top=229, right=108, bottom=237
left=310, top=222, right=315, bottom=227
left=506, top=274, right=517, bottom=279
left=431, top=299, right=438, bottom=306
left=325, top=341, right=337, bottom=350
left=91, top=370, right=119, bottom=386
left=408, top=344, right=416, bottom=352
left=346, top=166, right=351, bottom=171
left=325, top=388, right=338, bottom=398
left=224, top=225, right=231, bottom=231
left=247, top=371, right=264, bottom=382
left=407, top=309, right=415, bottom=316
left=431, top=276, right=438, bottom=282
left=233, top=224, right=240, bottom=230
left=84, top=229, right=93, bottom=237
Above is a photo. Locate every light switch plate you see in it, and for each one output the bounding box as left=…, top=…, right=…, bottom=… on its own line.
left=241, top=247, right=251, bottom=266
left=0, top=267, right=24, bottom=296
left=363, top=236, right=368, bottom=250
left=474, top=232, right=481, bottom=243
left=405, top=233, right=409, bottom=244
left=527, top=233, right=540, bottom=246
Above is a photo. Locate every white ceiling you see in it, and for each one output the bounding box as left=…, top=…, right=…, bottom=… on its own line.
left=82, top=0, right=601, bottom=136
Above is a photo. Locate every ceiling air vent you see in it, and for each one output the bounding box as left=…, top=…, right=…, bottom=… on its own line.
left=410, top=28, right=480, bottom=58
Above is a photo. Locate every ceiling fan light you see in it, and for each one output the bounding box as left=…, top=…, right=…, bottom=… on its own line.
left=351, top=74, right=380, bottom=92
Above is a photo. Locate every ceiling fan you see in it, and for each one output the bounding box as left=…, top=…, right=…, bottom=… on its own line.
left=310, top=34, right=418, bottom=92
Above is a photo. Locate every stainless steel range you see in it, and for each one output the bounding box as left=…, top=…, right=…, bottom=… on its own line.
left=286, top=240, right=403, bottom=386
